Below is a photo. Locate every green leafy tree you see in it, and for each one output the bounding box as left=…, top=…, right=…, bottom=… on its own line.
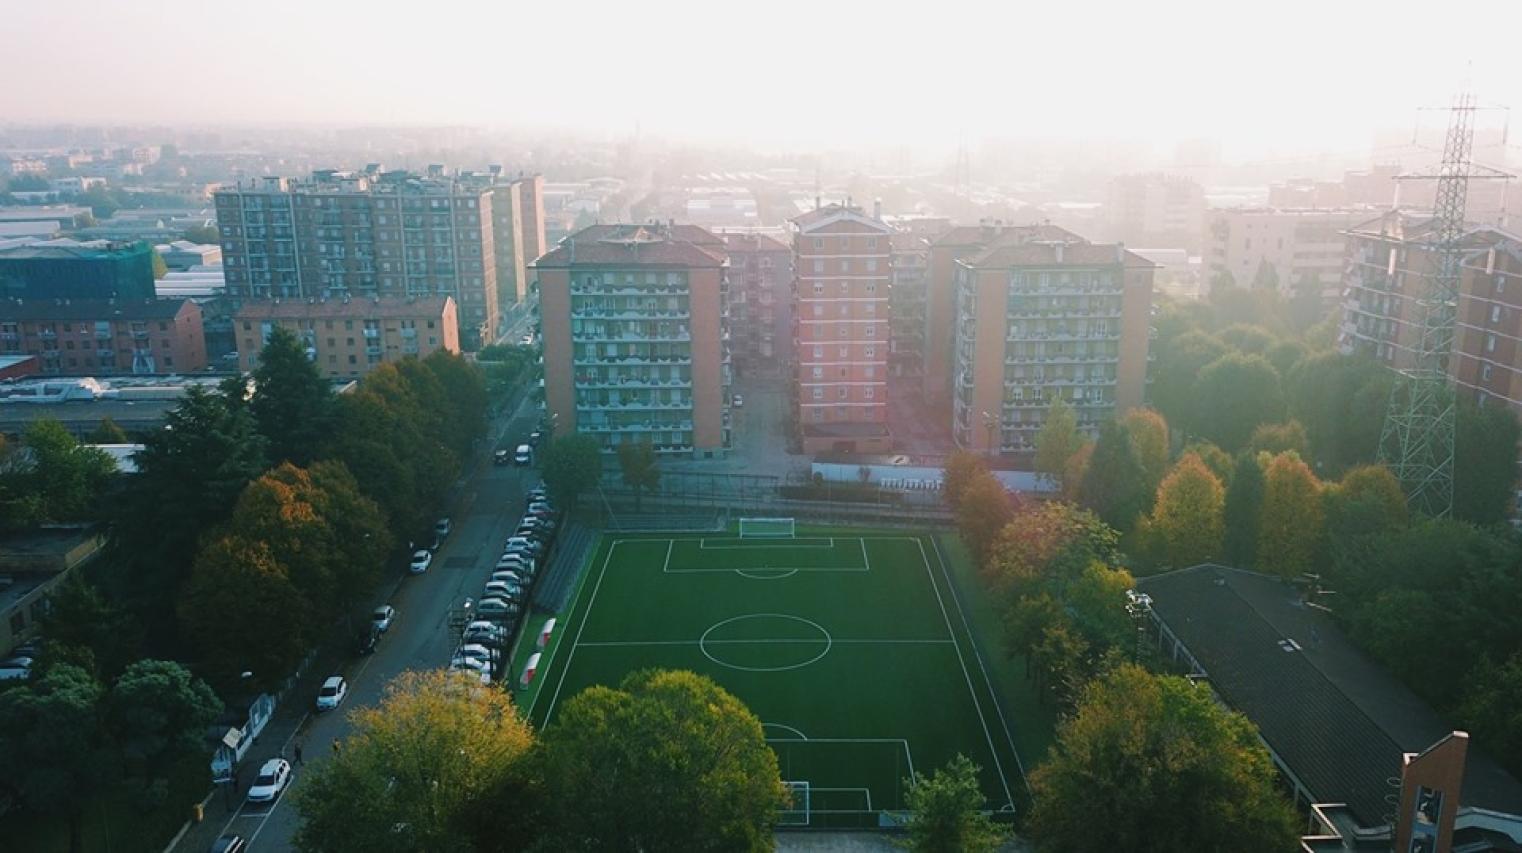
left=955, top=471, right=1014, bottom=564
left=422, top=350, right=489, bottom=456
left=942, top=449, right=987, bottom=511
left=15, top=418, right=117, bottom=524
left=1455, top=396, right=1522, bottom=525
left=1256, top=452, right=1324, bottom=579
left=182, top=224, right=220, bottom=244
left=294, top=670, right=536, bottom=853
left=542, top=433, right=603, bottom=508
left=1222, top=453, right=1264, bottom=567
left=1216, top=323, right=1276, bottom=355
left=251, top=326, right=335, bottom=466
left=150, top=250, right=168, bottom=279
left=87, top=417, right=130, bottom=444
left=177, top=535, right=310, bottom=693
left=107, top=659, right=221, bottom=782
left=0, top=664, right=116, bottom=853
left=1323, top=464, right=1407, bottom=563
left=1150, top=330, right=1228, bottom=433
left=1079, top=420, right=1149, bottom=531
left=616, top=440, right=661, bottom=511
left=902, top=754, right=1009, bottom=853
left=1286, top=352, right=1391, bottom=474
left=1034, top=397, right=1083, bottom=489
left=1181, top=440, right=1233, bottom=484
left=986, top=501, right=1119, bottom=599
left=536, top=669, right=788, bottom=852
left=1265, top=339, right=1308, bottom=377
left=1149, top=452, right=1226, bottom=568
left=1246, top=419, right=1309, bottom=459
left=1191, top=354, right=1286, bottom=452
left=1121, top=408, right=1170, bottom=502
left=38, top=574, right=144, bottom=680
left=1457, top=653, right=1522, bottom=778
left=1249, top=259, right=1280, bottom=292
left=1027, top=665, right=1298, bottom=853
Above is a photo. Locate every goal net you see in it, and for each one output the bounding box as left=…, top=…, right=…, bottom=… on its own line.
left=778, top=780, right=811, bottom=826
left=738, top=517, right=795, bottom=538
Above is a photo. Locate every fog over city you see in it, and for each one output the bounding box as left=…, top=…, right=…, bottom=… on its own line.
left=6, top=3, right=1522, bottom=853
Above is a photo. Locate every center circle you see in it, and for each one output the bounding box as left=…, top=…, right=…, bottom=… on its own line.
left=699, top=613, right=832, bottom=672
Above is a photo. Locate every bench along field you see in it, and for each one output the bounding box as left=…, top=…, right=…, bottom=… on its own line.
left=527, top=526, right=1027, bottom=828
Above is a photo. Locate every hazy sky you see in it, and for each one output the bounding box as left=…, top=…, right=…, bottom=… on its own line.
left=4, top=0, right=1520, bottom=160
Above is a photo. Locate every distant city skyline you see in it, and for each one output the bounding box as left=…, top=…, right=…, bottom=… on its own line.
left=4, top=0, right=1520, bottom=162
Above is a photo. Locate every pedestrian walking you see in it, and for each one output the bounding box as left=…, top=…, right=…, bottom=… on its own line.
left=293, top=739, right=304, bottom=765
left=331, top=737, right=341, bottom=755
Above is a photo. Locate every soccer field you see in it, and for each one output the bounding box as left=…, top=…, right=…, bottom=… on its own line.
left=526, top=529, right=1028, bottom=828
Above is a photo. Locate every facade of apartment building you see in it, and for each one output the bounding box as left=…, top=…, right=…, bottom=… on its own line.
left=232, top=296, right=458, bottom=378
left=0, top=239, right=156, bottom=301
left=0, top=297, right=206, bottom=375
left=517, top=174, right=547, bottom=265
left=1105, top=173, right=1206, bottom=253
left=792, top=203, right=893, bottom=454
left=535, top=223, right=731, bottom=457
left=923, top=223, right=1085, bottom=415
left=213, top=170, right=499, bottom=349
left=951, top=238, right=1154, bottom=455
left=1205, top=207, right=1376, bottom=306
left=885, top=216, right=951, bottom=382
left=720, top=232, right=791, bottom=376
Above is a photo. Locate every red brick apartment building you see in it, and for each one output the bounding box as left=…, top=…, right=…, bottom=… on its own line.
left=0, top=298, right=206, bottom=375
left=792, top=203, right=893, bottom=454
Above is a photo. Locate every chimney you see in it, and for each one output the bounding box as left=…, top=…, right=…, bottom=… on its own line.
left=873, top=198, right=881, bottom=220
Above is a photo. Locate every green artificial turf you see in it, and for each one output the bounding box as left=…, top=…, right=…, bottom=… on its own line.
left=526, top=529, right=1028, bottom=827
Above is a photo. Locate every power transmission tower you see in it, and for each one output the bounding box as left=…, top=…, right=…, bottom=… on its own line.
left=1378, top=92, right=1510, bottom=517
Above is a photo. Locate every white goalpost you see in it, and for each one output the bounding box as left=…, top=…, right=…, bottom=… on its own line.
left=738, top=517, right=796, bottom=538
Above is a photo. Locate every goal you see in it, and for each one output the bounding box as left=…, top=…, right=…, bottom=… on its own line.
left=738, top=517, right=796, bottom=538
left=778, top=780, right=811, bottom=826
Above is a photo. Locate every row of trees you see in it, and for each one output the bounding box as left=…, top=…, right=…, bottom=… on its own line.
left=945, top=454, right=1301, bottom=850
left=0, top=420, right=118, bottom=531
left=0, top=657, right=221, bottom=851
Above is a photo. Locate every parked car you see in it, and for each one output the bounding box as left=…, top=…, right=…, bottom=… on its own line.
left=483, top=580, right=523, bottom=600
left=449, top=655, right=493, bottom=677
left=210, top=835, right=247, bottom=853
left=0, top=665, right=30, bottom=681
left=315, top=676, right=348, bottom=711
left=494, top=449, right=512, bottom=466
left=491, top=570, right=528, bottom=586
left=519, top=333, right=535, bottom=346
left=449, top=661, right=492, bottom=685
left=496, top=553, right=535, bottom=572
left=246, top=758, right=292, bottom=803
left=476, top=597, right=522, bottom=620
left=504, top=536, right=542, bottom=554
left=372, top=605, right=396, bottom=633
left=435, top=517, right=452, bottom=539
left=528, top=429, right=544, bottom=447
left=514, top=444, right=533, bottom=466
left=463, top=626, right=507, bottom=649
left=409, top=550, right=432, bottom=574
left=355, top=625, right=380, bottom=655
left=455, top=643, right=497, bottom=664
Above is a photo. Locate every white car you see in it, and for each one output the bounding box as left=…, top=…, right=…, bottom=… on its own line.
left=483, top=581, right=523, bottom=600
left=246, top=758, right=292, bottom=803
left=435, top=517, right=452, bottom=539
left=315, top=676, right=348, bottom=711
left=514, top=444, right=533, bottom=466
left=496, top=553, right=534, bottom=572
left=491, top=570, right=528, bottom=586
left=733, top=394, right=744, bottom=408
left=409, top=550, right=432, bottom=574
left=455, top=643, right=496, bottom=664
left=372, top=605, right=395, bottom=633
left=476, top=597, right=521, bottom=620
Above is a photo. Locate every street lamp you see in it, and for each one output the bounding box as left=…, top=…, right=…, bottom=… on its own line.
left=1125, top=590, right=1153, bottom=662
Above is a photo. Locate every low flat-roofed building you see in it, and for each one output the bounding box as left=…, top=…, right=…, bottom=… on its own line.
left=0, top=525, right=106, bottom=653
left=155, top=240, right=222, bottom=271
left=0, top=354, right=37, bottom=380
left=1139, top=565, right=1522, bottom=851
left=232, top=296, right=459, bottom=378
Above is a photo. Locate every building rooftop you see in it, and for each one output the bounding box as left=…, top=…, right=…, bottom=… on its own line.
left=0, top=297, right=192, bottom=321
left=791, top=202, right=892, bottom=234
left=964, top=240, right=1154, bottom=269
left=720, top=232, right=790, bottom=253
left=0, top=238, right=146, bottom=260
left=0, top=205, right=91, bottom=223
left=232, top=295, right=454, bottom=320
left=1140, top=565, right=1522, bottom=828
left=535, top=223, right=727, bottom=268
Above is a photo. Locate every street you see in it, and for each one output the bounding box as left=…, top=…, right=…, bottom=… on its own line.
left=175, top=393, right=543, bottom=853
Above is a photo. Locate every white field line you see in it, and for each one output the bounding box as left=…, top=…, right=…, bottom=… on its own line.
left=765, top=736, right=916, bottom=781
left=699, top=537, right=837, bottom=549
left=531, top=540, right=621, bottom=724
left=911, top=538, right=1016, bottom=810
left=575, top=638, right=953, bottom=647
left=930, top=535, right=1032, bottom=793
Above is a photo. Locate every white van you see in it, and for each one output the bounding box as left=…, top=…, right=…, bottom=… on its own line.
left=514, top=444, right=533, bottom=466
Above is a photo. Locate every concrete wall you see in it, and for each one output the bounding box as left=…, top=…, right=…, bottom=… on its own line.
left=537, top=267, right=575, bottom=437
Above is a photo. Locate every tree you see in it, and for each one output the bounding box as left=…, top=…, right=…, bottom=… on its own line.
left=902, top=754, right=1008, bottom=853
left=1149, top=453, right=1226, bottom=568
left=1027, top=665, right=1298, bottom=853
left=0, top=664, right=116, bottom=853
left=1249, top=259, right=1280, bottom=292
left=956, top=471, right=1014, bottom=564
left=1455, top=397, right=1522, bottom=525
left=1034, top=397, right=1083, bottom=488
left=1286, top=352, right=1391, bottom=474
left=294, top=670, right=536, bottom=853
left=1265, top=339, right=1308, bottom=377
left=87, top=417, right=129, bottom=444
left=1181, top=440, right=1233, bottom=484
left=151, top=250, right=168, bottom=279
left=616, top=440, right=661, bottom=511
left=182, top=224, right=220, bottom=244
left=177, top=536, right=310, bottom=693
left=1191, top=354, right=1285, bottom=452
left=986, top=501, right=1119, bottom=599
left=1121, top=408, right=1170, bottom=501
left=1079, top=420, right=1148, bottom=531
left=251, top=326, right=335, bottom=466
left=38, top=574, right=144, bottom=680
left=1256, top=452, right=1324, bottom=579
left=1216, top=323, right=1276, bottom=355
left=1323, top=464, right=1407, bottom=561
left=1246, top=420, right=1309, bottom=459
left=942, top=449, right=987, bottom=511
left=537, top=669, right=787, bottom=852
left=11, top=418, right=117, bottom=524
left=1150, top=330, right=1228, bottom=432
left=1061, top=442, right=1093, bottom=502
left=107, top=659, right=221, bottom=782
left=1222, top=453, right=1264, bottom=567
left=1457, top=653, right=1522, bottom=778
left=541, top=433, right=603, bottom=508
left=422, top=350, right=489, bottom=457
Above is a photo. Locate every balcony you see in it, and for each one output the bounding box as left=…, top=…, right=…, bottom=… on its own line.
left=366, top=345, right=382, bottom=357
left=577, top=398, right=693, bottom=411
left=38, top=329, right=57, bottom=340
left=573, top=352, right=692, bottom=367
left=578, top=420, right=695, bottom=433
left=363, top=328, right=380, bottom=339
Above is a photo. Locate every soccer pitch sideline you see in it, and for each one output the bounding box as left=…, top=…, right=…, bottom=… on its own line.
left=526, top=526, right=1028, bottom=828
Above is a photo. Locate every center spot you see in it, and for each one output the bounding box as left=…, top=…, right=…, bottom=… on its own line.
left=699, top=614, right=832, bottom=672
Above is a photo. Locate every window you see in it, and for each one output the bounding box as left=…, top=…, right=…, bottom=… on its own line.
left=866, top=303, right=876, bottom=315
left=1482, top=364, right=1494, bottom=381
left=866, top=259, right=878, bottom=272
left=813, top=238, right=823, bottom=249
left=838, top=326, right=848, bottom=338
left=812, top=283, right=823, bottom=295
left=813, top=260, right=824, bottom=274
left=839, top=346, right=848, bottom=357
left=813, top=304, right=823, bottom=317
left=840, top=259, right=850, bottom=273
left=865, top=345, right=876, bottom=358
left=1492, top=305, right=1502, bottom=323
left=348, top=354, right=357, bottom=364
left=812, top=366, right=823, bottom=378
left=813, top=345, right=823, bottom=358
left=865, top=325, right=876, bottom=338
left=1487, top=333, right=1497, bottom=353
left=867, top=237, right=878, bottom=249
left=866, top=282, right=876, bottom=294
left=838, top=367, right=847, bottom=378
left=811, top=387, right=823, bottom=400
left=864, top=365, right=875, bottom=378
left=864, top=387, right=875, bottom=399
left=837, top=386, right=849, bottom=399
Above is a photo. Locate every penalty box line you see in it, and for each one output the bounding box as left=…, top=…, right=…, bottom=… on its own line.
left=766, top=735, right=918, bottom=785
left=648, top=536, right=874, bottom=573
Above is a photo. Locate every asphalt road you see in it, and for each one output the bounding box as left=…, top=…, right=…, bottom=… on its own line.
left=200, top=395, right=542, bottom=852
